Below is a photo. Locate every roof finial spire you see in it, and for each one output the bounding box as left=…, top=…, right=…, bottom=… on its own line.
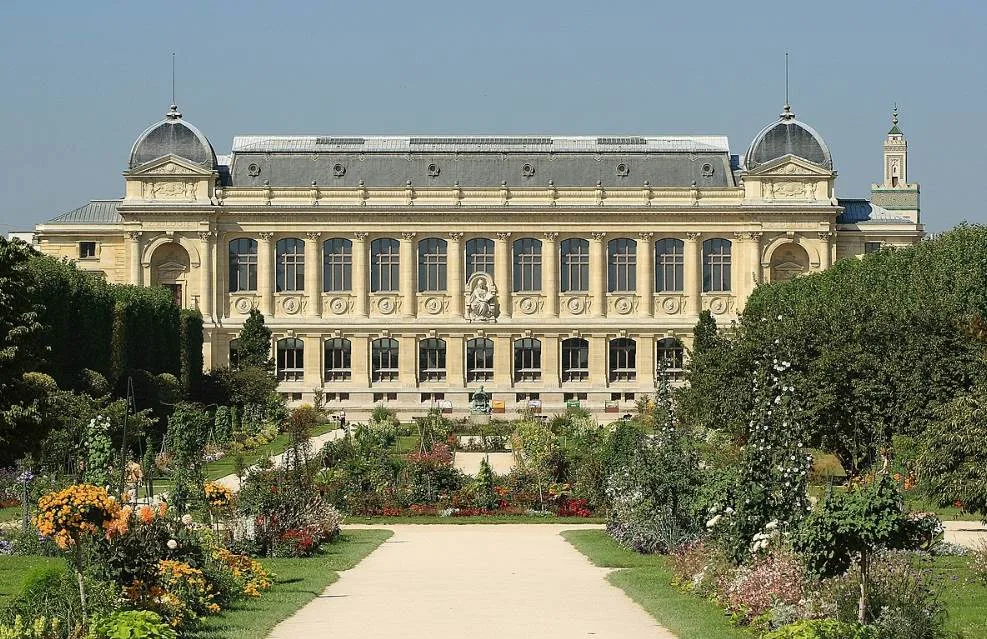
left=888, top=102, right=902, bottom=135
left=166, top=52, right=182, bottom=120
left=780, top=52, right=795, bottom=120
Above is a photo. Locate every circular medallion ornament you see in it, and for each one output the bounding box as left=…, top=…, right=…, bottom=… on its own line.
left=424, top=297, right=443, bottom=314
left=283, top=297, right=301, bottom=315
left=329, top=297, right=348, bottom=315
left=709, top=297, right=728, bottom=315
left=234, top=297, right=252, bottom=314
left=567, top=297, right=586, bottom=314
left=661, top=297, right=681, bottom=314
left=378, top=297, right=395, bottom=314
left=614, top=297, right=633, bottom=315
left=519, top=297, right=537, bottom=314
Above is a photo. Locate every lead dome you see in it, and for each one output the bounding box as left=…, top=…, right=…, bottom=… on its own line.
left=128, top=105, right=217, bottom=170
left=745, top=105, right=833, bottom=171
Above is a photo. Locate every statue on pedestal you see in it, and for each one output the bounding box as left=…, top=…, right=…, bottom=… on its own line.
left=470, top=385, right=492, bottom=415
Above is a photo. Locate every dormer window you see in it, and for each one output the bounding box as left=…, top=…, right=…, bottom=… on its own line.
left=79, top=241, right=97, bottom=259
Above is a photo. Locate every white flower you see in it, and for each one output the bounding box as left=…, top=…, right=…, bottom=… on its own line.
left=181, top=514, right=193, bottom=526
left=706, top=514, right=723, bottom=529
left=724, top=507, right=734, bottom=515
left=167, top=539, right=178, bottom=550
left=765, top=520, right=779, bottom=531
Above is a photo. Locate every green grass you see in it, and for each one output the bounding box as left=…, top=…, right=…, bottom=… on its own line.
left=0, top=555, right=62, bottom=607
left=933, top=555, right=987, bottom=637
left=202, top=423, right=339, bottom=481
left=389, top=435, right=421, bottom=456
left=561, top=530, right=751, bottom=639
left=191, top=529, right=391, bottom=639
left=0, top=506, right=23, bottom=523
left=347, top=515, right=605, bottom=524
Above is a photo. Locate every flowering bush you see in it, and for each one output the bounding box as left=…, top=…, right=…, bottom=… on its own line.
left=971, top=540, right=987, bottom=585
left=211, top=548, right=271, bottom=598
left=33, top=484, right=121, bottom=549
left=275, top=529, right=315, bottom=557
left=134, top=560, right=220, bottom=628
left=557, top=498, right=592, bottom=517
left=721, top=547, right=806, bottom=626
left=204, top=482, right=233, bottom=509
left=0, top=616, right=62, bottom=639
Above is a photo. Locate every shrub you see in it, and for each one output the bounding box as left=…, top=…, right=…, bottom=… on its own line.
left=721, top=547, right=806, bottom=626
left=763, top=619, right=878, bottom=639
left=87, top=610, right=177, bottom=639
left=971, top=540, right=987, bottom=584
left=0, top=616, right=61, bottom=639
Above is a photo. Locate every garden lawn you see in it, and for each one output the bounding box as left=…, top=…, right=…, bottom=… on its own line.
left=191, top=529, right=391, bottom=639
left=0, top=506, right=21, bottom=523
left=202, top=423, right=338, bottom=481
left=347, top=515, right=605, bottom=525
left=934, top=555, right=987, bottom=637
left=0, top=556, right=61, bottom=607
left=562, top=530, right=751, bottom=639
left=390, top=435, right=421, bottom=456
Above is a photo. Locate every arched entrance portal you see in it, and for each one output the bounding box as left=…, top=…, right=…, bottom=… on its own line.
left=769, top=243, right=810, bottom=283
left=150, top=242, right=191, bottom=306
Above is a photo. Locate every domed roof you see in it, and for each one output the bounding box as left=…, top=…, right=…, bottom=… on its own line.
left=745, top=105, right=833, bottom=171
left=128, top=105, right=217, bottom=171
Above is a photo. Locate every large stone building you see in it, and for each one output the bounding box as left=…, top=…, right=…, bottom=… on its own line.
left=35, top=103, right=923, bottom=415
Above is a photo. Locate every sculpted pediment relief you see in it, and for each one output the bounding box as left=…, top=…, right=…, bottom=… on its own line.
left=746, top=155, right=833, bottom=178
left=125, top=155, right=213, bottom=177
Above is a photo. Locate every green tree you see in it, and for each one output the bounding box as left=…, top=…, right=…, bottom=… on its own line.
left=236, top=309, right=272, bottom=370
left=916, top=385, right=987, bottom=520
left=165, top=402, right=212, bottom=513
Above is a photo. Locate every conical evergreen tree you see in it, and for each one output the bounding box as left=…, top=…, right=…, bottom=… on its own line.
left=237, top=309, right=272, bottom=370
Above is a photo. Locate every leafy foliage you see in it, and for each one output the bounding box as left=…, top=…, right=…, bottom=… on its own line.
left=235, top=310, right=271, bottom=370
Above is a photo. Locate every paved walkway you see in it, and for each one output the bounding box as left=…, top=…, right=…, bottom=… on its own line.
left=943, top=519, right=987, bottom=548
left=453, top=451, right=516, bottom=476
left=214, top=428, right=346, bottom=492
left=267, top=524, right=676, bottom=639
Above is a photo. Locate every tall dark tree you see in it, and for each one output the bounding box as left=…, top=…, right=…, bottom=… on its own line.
left=237, top=309, right=272, bottom=370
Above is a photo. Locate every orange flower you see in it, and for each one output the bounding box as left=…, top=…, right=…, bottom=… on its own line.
left=138, top=505, right=156, bottom=525
left=158, top=502, right=168, bottom=518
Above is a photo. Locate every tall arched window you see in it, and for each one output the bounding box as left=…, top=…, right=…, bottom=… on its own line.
left=370, top=238, right=400, bottom=292
left=607, top=238, right=637, bottom=292
left=702, top=238, right=732, bottom=292
left=228, top=238, right=257, bottom=292
left=228, top=338, right=240, bottom=369
left=609, top=338, right=637, bottom=382
left=466, top=337, right=495, bottom=382
left=561, top=337, right=589, bottom=382
left=323, top=238, right=352, bottom=292
left=655, top=238, right=684, bottom=292
left=513, top=238, right=542, bottom=292
left=560, top=238, right=590, bottom=292
left=514, top=338, right=542, bottom=382
left=466, top=237, right=495, bottom=279
left=276, top=338, right=304, bottom=382
left=276, top=238, right=305, bottom=292
left=657, top=337, right=685, bottom=378
left=418, top=237, right=448, bottom=292
left=324, top=338, right=352, bottom=381
left=418, top=338, right=447, bottom=382
left=371, top=338, right=399, bottom=382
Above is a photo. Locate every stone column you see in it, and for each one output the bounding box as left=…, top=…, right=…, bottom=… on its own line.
left=542, top=335, right=560, bottom=387
left=684, top=232, right=702, bottom=317
left=818, top=231, right=833, bottom=270
left=303, top=334, right=322, bottom=387
left=494, top=333, right=513, bottom=388
left=590, top=334, right=608, bottom=387
left=447, top=232, right=464, bottom=316
left=127, top=231, right=142, bottom=285
left=351, top=335, right=370, bottom=388
left=257, top=232, right=275, bottom=316
left=446, top=334, right=465, bottom=388
left=399, top=335, right=417, bottom=386
left=542, top=232, right=559, bottom=317
left=197, top=231, right=214, bottom=319
left=637, top=232, right=654, bottom=317
left=747, top=232, right=763, bottom=302
left=495, top=232, right=512, bottom=319
left=590, top=232, right=607, bottom=318
left=400, top=232, right=417, bottom=318
left=637, top=334, right=654, bottom=389
left=352, top=233, right=369, bottom=317
left=304, top=232, right=322, bottom=317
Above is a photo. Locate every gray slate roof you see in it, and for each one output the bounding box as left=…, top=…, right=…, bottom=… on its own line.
left=837, top=199, right=913, bottom=225
left=129, top=107, right=217, bottom=171
left=228, top=135, right=736, bottom=188
left=746, top=114, right=833, bottom=170
left=47, top=200, right=122, bottom=224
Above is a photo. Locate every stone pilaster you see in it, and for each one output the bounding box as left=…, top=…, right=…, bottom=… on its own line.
left=197, top=231, right=214, bottom=319
left=637, top=232, right=654, bottom=317
left=494, top=333, right=512, bottom=387
left=495, top=232, right=512, bottom=319
left=590, top=232, right=607, bottom=318
left=637, top=334, right=654, bottom=387
left=542, top=232, right=559, bottom=317
left=589, top=334, right=608, bottom=386
left=447, top=334, right=464, bottom=388
left=304, top=232, right=322, bottom=317
left=684, top=232, right=701, bottom=316
left=400, top=233, right=417, bottom=318
left=303, top=334, right=322, bottom=386
left=399, top=334, right=417, bottom=386
left=352, top=233, right=369, bottom=316
left=818, top=231, right=834, bottom=270
left=127, top=231, right=142, bottom=285
left=541, top=336, right=559, bottom=386
left=257, top=232, right=275, bottom=316
left=351, top=335, right=370, bottom=387
left=448, top=232, right=464, bottom=316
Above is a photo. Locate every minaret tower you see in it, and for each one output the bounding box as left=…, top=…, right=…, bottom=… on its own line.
left=871, top=106, right=920, bottom=223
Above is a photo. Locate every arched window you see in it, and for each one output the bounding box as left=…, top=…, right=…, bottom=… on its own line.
left=418, top=338, right=447, bottom=382
left=228, top=238, right=257, bottom=292
left=276, top=338, right=304, bottom=382
left=513, top=238, right=542, bottom=292
left=371, top=338, right=399, bottom=382
left=655, top=238, right=684, bottom=292
left=514, top=338, right=542, bottom=382
left=702, top=238, right=732, bottom=292
left=323, top=238, right=352, bottom=292
left=276, top=238, right=305, bottom=292
left=466, top=238, right=495, bottom=280
left=560, top=238, right=590, bottom=292
left=370, top=238, right=400, bottom=292
left=228, top=338, right=240, bottom=369
left=657, top=337, right=685, bottom=378
left=466, top=337, right=495, bottom=382
left=607, top=238, right=637, bottom=292
left=418, top=237, right=448, bottom=292
left=609, top=338, right=637, bottom=382
left=324, top=338, right=352, bottom=381
left=561, top=337, right=589, bottom=382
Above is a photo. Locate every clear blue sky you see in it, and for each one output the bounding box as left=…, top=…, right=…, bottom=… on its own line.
left=1, top=0, right=984, bottom=232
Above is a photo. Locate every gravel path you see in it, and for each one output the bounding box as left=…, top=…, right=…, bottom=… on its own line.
left=943, top=519, right=987, bottom=548
left=267, top=524, right=676, bottom=639
left=213, top=428, right=345, bottom=492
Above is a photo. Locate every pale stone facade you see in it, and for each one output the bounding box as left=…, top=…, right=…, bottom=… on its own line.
left=34, top=103, right=923, bottom=416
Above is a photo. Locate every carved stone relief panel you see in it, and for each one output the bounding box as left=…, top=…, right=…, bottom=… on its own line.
left=608, top=295, right=638, bottom=316
left=322, top=294, right=354, bottom=316
left=702, top=295, right=735, bottom=316
left=514, top=295, right=544, bottom=316
left=655, top=295, right=685, bottom=316
left=229, top=295, right=260, bottom=316
left=276, top=295, right=305, bottom=316
left=559, top=294, right=591, bottom=317
left=370, top=294, right=401, bottom=317
left=418, top=295, right=450, bottom=316
left=142, top=180, right=198, bottom=200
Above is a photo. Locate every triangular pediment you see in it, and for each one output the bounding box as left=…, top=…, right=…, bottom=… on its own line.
left=124, top=155, right=213, bottom=177
left=746, top=154, right=833, bottom=177
left=156, top=260, right=189, bottom=274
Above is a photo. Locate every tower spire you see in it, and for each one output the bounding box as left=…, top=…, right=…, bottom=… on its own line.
left=889, top=102, right=902, bottom=135
left=166, top=52, right=181, bottom=120
left=780, top=52, right=795, bottom=120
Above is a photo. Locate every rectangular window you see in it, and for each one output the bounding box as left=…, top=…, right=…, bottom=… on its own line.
left=864, top=241, right=883, bottom=254
left=702, top=239, right=732, bottom=292
left=466, top=338, right=495, bottom=383
left=513, top=239, right=542, bottom=292
left=655, top=243, right=684, bottom=292
left=324, top=339, right=352, bottom=382
left=513, top=339, right=542, bottom=382
left=607, top=239, right=637, bottom=292
left=323, top=238, right=353, bottom=292
left=79, top=242, right=97, bottom=259
left=418, top=239, right=448, bottom=292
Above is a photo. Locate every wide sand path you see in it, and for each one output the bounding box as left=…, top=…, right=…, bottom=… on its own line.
left=214, top=428, right=345, bottom=492
left=267, top=524, right=676, bottom=639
